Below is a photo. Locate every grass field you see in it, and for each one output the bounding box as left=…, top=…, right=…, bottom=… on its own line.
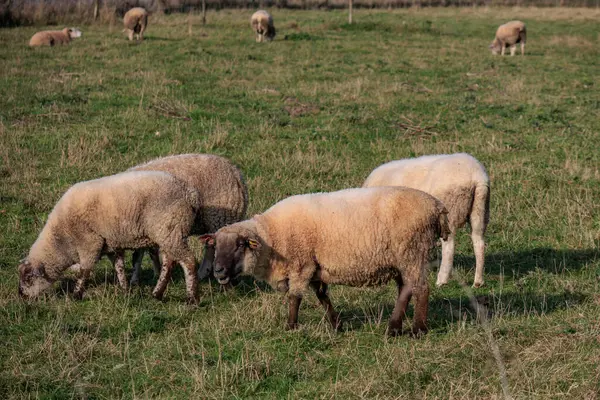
left=1, top=7, right=599, bottom=398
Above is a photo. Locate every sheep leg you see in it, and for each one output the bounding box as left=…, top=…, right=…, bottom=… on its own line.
left=149, top=248, right=161, bottom=278
left=130, top=249, right=145, bottom=286
left=197, top=244, right=215, bottom=281
left=152, top=255, right=175, bottom=301
left=471, top=228, right=486, bottom=289
left=127, top=29, right=134, bottom=41
left=436, top=232, right=455, bottom=286
left=521, top=42, right=525, bottom=56
left=510, top=45, right=517, bottom=56
left=73, top=259, right=96, bottom=300
left=179, top=255, right=198, bottom=304
left=108, top=250, right=128, bottom=290
left=411, top=282, right=429, bottom=336
left=310, top=281, right=341, bottom=331
left=388, top=279, right=413, bottom=337
left=501, top=45, right=506, bottom=56
left=286, top=294, right=302, bottom=330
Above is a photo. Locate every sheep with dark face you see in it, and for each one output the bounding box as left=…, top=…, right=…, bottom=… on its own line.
left=202, top=187, right=449, bottom=336
left=29, top=28, right=82, bottom=47
left=18, top=171, right=201, bottom=303
left=124, top=7, right=149, bottom=41
left=363, top=153, right=490, bottom=288
left=490, top=20, right=526, bottom=56
left=251, top=10, right=276, bottom=43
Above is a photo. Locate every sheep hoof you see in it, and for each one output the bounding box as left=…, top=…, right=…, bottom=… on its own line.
left=387, top=323, right=402, bottom=337
left=411, top=326, right=428, bottom=338
left=286, top=322, right=299, bottom=331
left=472, top=281, right=484, bottom=288
left=435, top=280, right=448, bottom=287
left=73, top=290, right=85, bottom=301
left=186, top=297, right=198, bottom=305
left=152, top=291, right=164, bottom=301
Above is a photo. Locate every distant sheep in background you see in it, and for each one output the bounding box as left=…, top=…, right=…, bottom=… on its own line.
left=251, top=10, right=276, bottom=43
left=124, top=7, right=148, bottom=41
left=364, top=153, right=490, bottom=288
left=29, top=28, right=82, bottom=47
left=490, top=20, right=526, bottom=56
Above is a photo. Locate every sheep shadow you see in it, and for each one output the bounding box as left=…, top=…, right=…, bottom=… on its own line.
left=334, top=289, right=589, bottom=335
left=454, top=247, right=599, bottom=279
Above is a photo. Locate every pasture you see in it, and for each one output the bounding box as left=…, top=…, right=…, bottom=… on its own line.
left=0, top=7, right=599, bottom=398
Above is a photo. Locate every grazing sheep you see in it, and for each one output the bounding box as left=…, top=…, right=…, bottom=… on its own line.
left=124, top=7, right=148, bottom=41
left=29, top=28, right=82, bottom=47
left=490, top=20, right=526, bottom=56
left=18, top=171, right=201, bottom=303
left=251, top=10, right=276, bottom=43
left=201, top=187, right=449, bottom=336
left=122, top=154, right=248, bottom=288
left=363, top=153, right=490, bottom=288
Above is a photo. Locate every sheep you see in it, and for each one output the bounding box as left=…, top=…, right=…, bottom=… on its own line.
left=251, top=10, right=276, bottom=43
left=363, top=153, right=490, bottom=288
left=17, top=171, right=201, bottom=303
left=200, top=187, right=450, bottom=336
left=490, top=20, right=526, bottom=56
left=29, top=28, right=82, bottom=47
left=121, top=154, right=248, bottom=288
left=124, top=7, right=148, bottom=41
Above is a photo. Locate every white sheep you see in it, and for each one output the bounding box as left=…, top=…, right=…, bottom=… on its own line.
left=18, top=171, right=201, bottom=303
left=490, top=20, right=527, bottom=56
left=363, top=153, right=490, bottom=288
left=201, top=187, right=449, bottom=336
left=123, top=7, right=148, bottom=41
left=251, top=10, right=276, bottom=43
left=121, top=154, right=248, bottom=287
left=29, top=28, right=82, bottom=47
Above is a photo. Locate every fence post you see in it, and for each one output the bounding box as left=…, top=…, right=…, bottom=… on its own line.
left=348, top=0, right=353, bottom=23
left=202, top=0, right=206, bottom=25
left=93, top=0, right=99, bottom=21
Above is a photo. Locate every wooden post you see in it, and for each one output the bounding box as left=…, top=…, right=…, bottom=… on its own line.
left=93, top=0, right=99, bottom=21
left=348, top=0, right=353, bottom=24
left=202, top=0, right=207, bottom=25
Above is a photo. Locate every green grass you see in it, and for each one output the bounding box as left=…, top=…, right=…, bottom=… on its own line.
left=1, top=7, right=599, bottom=399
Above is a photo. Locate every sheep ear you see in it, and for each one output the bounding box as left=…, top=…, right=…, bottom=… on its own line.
left=198, top=234, right=215, bottom=246
left=247, top=239, right=260, bottom=250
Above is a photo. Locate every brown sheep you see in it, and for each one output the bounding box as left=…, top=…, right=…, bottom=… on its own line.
left=29, top=28, right=82, bottom=47
left=202, top=187, right=449, bottom=336
left=124, top=7, right=148, bottom=41
left=490, top=20, right=527, bottom=56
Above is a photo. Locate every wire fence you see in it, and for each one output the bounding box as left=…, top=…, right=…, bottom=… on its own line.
left=1, top=0, right=598, bottom=27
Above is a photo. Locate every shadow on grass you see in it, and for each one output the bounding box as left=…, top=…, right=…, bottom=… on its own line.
left=455, top=247, right=599, bottom=278
left=335, top=289, right=589, bottom=335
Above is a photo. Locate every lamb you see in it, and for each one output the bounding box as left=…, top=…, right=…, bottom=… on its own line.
left=251, top=10, right=276, bottom=43
left=121, top=154, right=248, bottom=288
left=18, top=171, right=201, bottom=303
left=201, top=187, right=450, bottom=336
left=490, top=20, right=526, bottom=56
left=123, top=7, right=149, bottom=41
left=29, top=28, right=82, bottom=47
left=363, top=153, right=490, bottom=288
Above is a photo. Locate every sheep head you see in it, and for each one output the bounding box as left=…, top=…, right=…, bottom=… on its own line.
left=199, top=224, right=263, bottom=285
left=18, top=260, right=54, bottom=299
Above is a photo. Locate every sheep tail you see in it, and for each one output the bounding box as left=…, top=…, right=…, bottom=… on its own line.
left=471, top=184, right=490, bottom=230
left=436, top=203, right=451, bottom=241
left=185, top=187, right=202, bottom=212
